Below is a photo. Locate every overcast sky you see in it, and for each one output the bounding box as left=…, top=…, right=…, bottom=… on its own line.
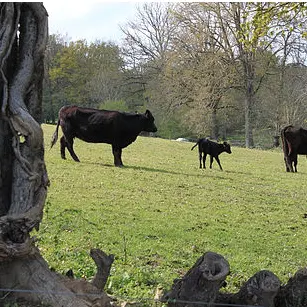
left=43, top=1, right=141, bottom=43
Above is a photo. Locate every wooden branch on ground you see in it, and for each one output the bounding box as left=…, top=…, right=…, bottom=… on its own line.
left=90, top=248, right=115, bottom=291
left=61, top=248, right=115, bottom=307
left=0, top=248, right=115, bottom=307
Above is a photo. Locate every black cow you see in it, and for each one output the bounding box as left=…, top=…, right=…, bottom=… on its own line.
left=281, top=125, right=307, bottom=172
left=50, top=105, right=157, bottom=167
left=191, top=138, right=231, bottom=170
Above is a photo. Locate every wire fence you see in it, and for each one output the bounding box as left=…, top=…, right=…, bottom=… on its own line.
left=0, top=287, right=264, bottom=307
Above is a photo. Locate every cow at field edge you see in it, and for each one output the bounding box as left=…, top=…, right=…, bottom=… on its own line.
left=191, top=138, right=231, bottom=170
left=50, top=105, right=157, bottom=167
left=281, top=125, right=307, bottom=172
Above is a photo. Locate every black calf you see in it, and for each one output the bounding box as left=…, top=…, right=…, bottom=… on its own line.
left=191, top=138, right=231, bottom=170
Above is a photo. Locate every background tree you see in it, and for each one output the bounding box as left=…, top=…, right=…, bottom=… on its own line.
left=121, top=2, right=177, bottom=69
left=268, top=7, right=307, bottom=133
left=159, top=3, right=238, bottom=139
left=119, top=2, right=307, bottom=146
left=43, top=33, right=67, bottom=123
left=44, top=38, right=125, bottom=123
left=120, top=3, right=179, bottom=135
left=41, top=3, right=307, bottom=145
left=193, top=2, right=281, bottom=147
left=84, top=41, right=124, bottom=106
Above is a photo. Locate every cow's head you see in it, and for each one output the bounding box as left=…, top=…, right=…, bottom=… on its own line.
left=143, top=110, right=157, bottom=132
left=223, top=142, right=232, bottom=154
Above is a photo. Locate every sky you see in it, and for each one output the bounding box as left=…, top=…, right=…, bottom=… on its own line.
left=43, top=1, right=141, bottom=44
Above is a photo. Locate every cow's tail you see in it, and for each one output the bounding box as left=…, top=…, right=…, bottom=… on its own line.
left=50, top=119, right=60, bottom=148
left=281, top=125, right=292, bottom=156
left=191, top=140, right=199, bottom=151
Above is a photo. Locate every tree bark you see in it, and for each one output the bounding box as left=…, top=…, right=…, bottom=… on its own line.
left=162, top=251, right=230, bottom=307
left=275, top=268, right=307, bottom=307
left=243, top=60, right=255, bottom=148
left=211, top=108, right=219, bottom=140
left=245, top=92, right=254, bottom=148
left=217, top=270, right=280, bottom=307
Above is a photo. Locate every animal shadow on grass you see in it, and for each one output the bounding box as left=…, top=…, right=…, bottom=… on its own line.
left=85, top=161, right=183, bottom=175
left=84, top=161, right=114, bottom=168
left=83, top=161, right=233, bottom=180
left=122, top=164, right=232, bottom=181
left=224, top=169, right=251, bottom=175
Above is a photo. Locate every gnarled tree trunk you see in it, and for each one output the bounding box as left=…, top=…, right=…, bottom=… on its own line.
left=0, top=3, right=114, bottom=306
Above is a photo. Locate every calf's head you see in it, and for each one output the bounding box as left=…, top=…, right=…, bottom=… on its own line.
left=223, top=142, right=232, bottom=154
left=143, top=110, right=157, bottom=133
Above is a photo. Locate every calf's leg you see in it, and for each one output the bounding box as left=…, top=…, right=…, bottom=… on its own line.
left=202, top=153, right=207, bottom=169
left=198, top=151, right=203, bottom=168
left=209, top=155, right=214, bottom=169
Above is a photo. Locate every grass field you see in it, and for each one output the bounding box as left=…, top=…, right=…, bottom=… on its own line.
left=37, top=124, right=307, bottom=304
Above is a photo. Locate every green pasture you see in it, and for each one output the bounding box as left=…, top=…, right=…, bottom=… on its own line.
left=37, top=124, right=307, bottom=304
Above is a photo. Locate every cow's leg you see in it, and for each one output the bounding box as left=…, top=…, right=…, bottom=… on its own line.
left=65, top=137, right=80, bottom=162
left=60, top=136, right=67, bottom=160
left=285, top=155, right=294, bottom=172
left=112, top=146, right=123, bottom=167
left=61, top=121, right=80, bottom=162
left=215, top=156, right=223, bottom=171
left=284, top=157, right=290, bottom=172
left=293, top=155, right=298, bottom=172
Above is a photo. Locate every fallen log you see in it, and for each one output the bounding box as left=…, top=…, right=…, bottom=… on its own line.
left=274, top=267, right=307, bottom=307
left=162, top=251, right=230, bottom=306
left=162, top=251, right=307, bottom=307
left=217, top=270, right=281, bottom=307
